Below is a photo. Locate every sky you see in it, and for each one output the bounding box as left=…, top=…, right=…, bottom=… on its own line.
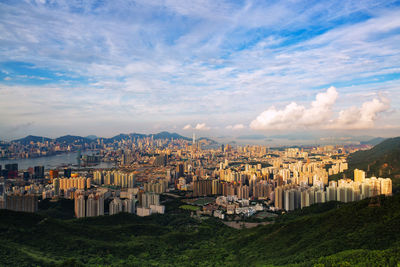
left=0, top=0, right=400, bottom=141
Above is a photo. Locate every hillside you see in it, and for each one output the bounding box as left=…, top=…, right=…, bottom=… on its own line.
left=329, top=137, right=400, bottom=192
left=360, top=137, right=386, bottom=146
left=12, top=135, right=52, bottom=145
left=348, top=137, right=400, bottom=173
left=346, top=137, right=400, bottom=192
left=1, top=194, right=400, bottom=266
left=150, top=131, right=191, bottom=141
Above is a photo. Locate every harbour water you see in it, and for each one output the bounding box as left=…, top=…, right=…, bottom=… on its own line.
left=0, top=151, right=115, bottom=170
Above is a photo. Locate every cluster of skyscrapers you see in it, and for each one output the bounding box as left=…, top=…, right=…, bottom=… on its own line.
left=274, top=171, right=392, bottom=211
left=93, top=170, right=135, bottom=188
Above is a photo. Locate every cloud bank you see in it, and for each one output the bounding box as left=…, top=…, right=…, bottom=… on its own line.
left=250, top=87, right=390, bottom=130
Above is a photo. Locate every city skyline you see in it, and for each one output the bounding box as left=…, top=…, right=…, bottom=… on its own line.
left=1, top=0, right=400, bottom=139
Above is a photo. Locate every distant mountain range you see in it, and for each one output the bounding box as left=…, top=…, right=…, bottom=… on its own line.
left=11, top=132, right=216, bottom=145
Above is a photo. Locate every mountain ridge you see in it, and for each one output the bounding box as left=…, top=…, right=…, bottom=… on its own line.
left=11, top=131, right=214, bottom=144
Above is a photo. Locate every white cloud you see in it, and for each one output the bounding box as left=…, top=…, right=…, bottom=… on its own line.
left=226, top=124, right=245, bottom=130
left=250, top=87, right=390, bottom=130
left=195, top=123, right=210, bottom=130
left=182, top=123, right=210, bottom=130
left=332, top=97, right=390, bottom=129
left=183, top=124, right=192, bottom=130
left=250, top=87, right=337, bottom=130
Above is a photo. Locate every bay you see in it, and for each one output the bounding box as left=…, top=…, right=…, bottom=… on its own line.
left=0, top=151, right=115, bottom=170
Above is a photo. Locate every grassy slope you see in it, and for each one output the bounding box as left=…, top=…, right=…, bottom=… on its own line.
left=1, top=193, right=400, bottom=266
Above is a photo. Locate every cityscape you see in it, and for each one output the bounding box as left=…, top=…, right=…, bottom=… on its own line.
left=0, top=134, right=394, bottom=219
left=1, top=0, right=400, bottom=266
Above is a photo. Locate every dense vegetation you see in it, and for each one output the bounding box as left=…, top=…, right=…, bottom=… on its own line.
left=1, top=193, right=400, bottom=266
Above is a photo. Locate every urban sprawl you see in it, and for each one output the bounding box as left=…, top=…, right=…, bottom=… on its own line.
left=0, top=135, right=392, bottom=220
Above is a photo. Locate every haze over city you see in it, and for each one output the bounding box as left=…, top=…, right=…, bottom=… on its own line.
left=1, top=0, right=400, bottom=141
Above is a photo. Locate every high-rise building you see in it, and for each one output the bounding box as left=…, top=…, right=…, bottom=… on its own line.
left=86, top=194, right=97, bottom=217
left=193, top=179, right=213, bottom=197
left=5, top=194, right=38, bottom=212
left=93, top=170, right=135, bottom=188
left=380, top=178, right=392, bottom=195
left=49, top=170, right=59, bottom=180
left=74, top=191, right=85, bottom=218
left=354, top=169, right=366, bottom=183
left=64, top=168, right=72, bottom=178
left=97, top=194, right=105, bottom=216
left=326, top=186, right=336, bottom=201
left=275, top=186, right=284, bottom=210
left=300, top=190, right=310, bottom=209
left=284, top=190, right=295, bottom=211
left=177, top=164, right=184, bottom=178
left=53, top=178, right=60, bottom=196
left=109, top=197, right=123, bottom=215
left=141, top=193, right=160, bottom=208
left=34, top=166, right=44, bottom=179
left=5, top=163, right=18, bottom=178
left=122, top=196, right=136, bottom=214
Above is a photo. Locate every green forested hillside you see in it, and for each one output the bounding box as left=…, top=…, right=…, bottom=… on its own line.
left=348, top=137, right=400, bottom=177
left=330, top=137, right=400, bottom=193
left=1, top=194, right=400, bottom=266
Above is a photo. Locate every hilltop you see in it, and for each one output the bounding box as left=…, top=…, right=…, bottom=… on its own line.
left=1, top=194, right=400, bottom=266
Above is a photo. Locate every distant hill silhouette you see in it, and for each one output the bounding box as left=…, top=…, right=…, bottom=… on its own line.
left=12, top=132, right=215, bottom=145
left=150, top=131, right=190, bottom=141
left=85, top=135, right=98, bottom=140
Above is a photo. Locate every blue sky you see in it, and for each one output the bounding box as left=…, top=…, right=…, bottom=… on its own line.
left=0, top=0, right=400, bottom=140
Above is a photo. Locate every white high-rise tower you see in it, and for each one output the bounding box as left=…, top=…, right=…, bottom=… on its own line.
left=193, top=133, right=196, bottom=145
